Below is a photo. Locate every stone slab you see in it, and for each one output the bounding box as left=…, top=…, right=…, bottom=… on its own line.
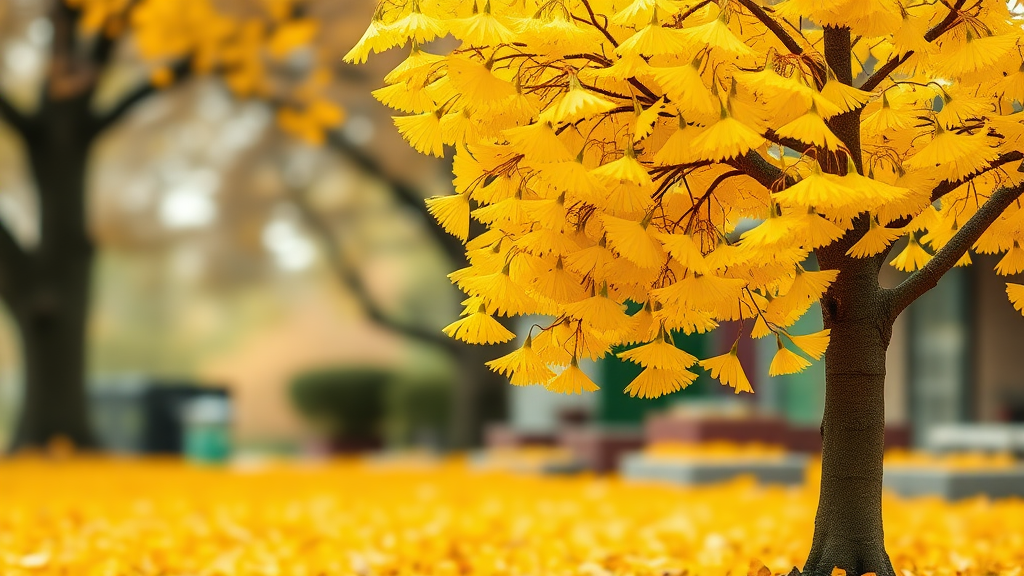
left=645, top=414, right=789, bottom=446
left=558, top=425, right=644, bottom=473
left=925, top=424, right=1024, bottom=456
left=468, top=449, right=585, bottom=475
left=620, top=453, right=809, bottom=485
left=884, top=467, right=1024, bottom=500
left=484, top=424, right=558, bottom=448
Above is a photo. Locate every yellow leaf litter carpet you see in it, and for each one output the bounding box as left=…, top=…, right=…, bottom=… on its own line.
left=0, top=457, right=1022, bottom=576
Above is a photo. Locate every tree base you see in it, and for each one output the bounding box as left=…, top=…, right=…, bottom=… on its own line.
left=8, top=422, right=95, bottom=455
left=795, top=538, right=896, bottom=576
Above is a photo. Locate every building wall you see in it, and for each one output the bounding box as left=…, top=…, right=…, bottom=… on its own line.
left=972, top=254, right=1024, bottom=422
left=880, top=265, right=909, bottom=425
left=885, top=311, right=909, bottom=425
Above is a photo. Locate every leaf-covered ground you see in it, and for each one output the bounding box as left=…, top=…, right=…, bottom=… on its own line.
left=0, top=457, right=1021, bottom=576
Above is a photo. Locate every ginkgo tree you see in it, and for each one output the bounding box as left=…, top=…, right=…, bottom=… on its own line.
left=351, top=0, right=1024, bottom=574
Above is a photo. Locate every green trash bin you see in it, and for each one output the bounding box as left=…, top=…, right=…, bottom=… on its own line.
left=182, top=395, right=232, bottom=465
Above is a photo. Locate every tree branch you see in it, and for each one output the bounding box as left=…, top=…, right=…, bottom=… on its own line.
left=727, top=150, right=789, bottom=190
left=883, top=151, right=1024, bottom=230
left=859, top=54, right=910, bottom=92
left=326, top=131, right=466, bottom=264
left=885, top=182, right=1024, bottom=318
left=578, top=0, right=619, bottom=48
left=287, top=185, right=458, bottom=351
left=923, top=0, right=967, bottom=42
left=928, top=151, right=1024, bottom=203
left=763, top=128, right=816, bottom=155
left=859, top=0, right=965, bottom=91
left=90, top=59, right=191, bottom=136
left=0, top=92, right=33, bottom=137
left=735, top=0, right=806, bottom=56
left=676, top=0, right=714, bottom=22
left=89, top=0, right=146, bottom=66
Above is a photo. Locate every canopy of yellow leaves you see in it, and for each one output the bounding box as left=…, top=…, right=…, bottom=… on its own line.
left=0, top=458, right=1023, bottom=576
left=349, top=0, right=1024, bottom=399
left=69, top=0, right=345, bottom=143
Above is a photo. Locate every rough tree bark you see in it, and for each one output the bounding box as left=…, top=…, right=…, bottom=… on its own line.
left=807, top=244, right=896, bottom=576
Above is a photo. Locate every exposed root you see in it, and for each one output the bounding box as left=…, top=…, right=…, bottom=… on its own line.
left=794, top=537, right=896, bottom=576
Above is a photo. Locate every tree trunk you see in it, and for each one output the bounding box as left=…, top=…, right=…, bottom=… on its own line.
left=804, top=246, right=895, bottom=576
left=8, top=94, right=97, bottom=451
left=803, top=321, right=894, bottom=576
left=799, top=25, right=896, bottom=576
left=12, top=263, right=94, bottom=450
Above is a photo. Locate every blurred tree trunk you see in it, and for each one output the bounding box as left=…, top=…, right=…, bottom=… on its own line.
left=3, top=102, right=98, bottom=450
left=6, top=65, right=99, bottom=451
left=0, top=3, right=121, bottom=451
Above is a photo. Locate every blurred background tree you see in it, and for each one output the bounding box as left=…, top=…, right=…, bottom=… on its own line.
left=0, top=0, right=508, bottom=451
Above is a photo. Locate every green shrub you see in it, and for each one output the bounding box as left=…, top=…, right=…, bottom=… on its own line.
left=290, top=363, right=456, bottom=449
left=290, top=367, right=391, bottom=443
left=386, top=372, right=452, bottom=448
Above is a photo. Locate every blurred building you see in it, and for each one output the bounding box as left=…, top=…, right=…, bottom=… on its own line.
left=886, top=256, right=1024, bottom=442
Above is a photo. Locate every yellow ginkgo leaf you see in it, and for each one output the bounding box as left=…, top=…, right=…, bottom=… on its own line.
left=623, top=366, right=697, bottom=398
left=890, top=235, right=932, bottom=272
left=769, top=341, right=811, bottom=376
left=819, top=77, right=872, bottom=113
left=653, top=117, right=704, bottom=166
left=679, top=16, right=754, bottom=58
left=618, top=334, right=698, bottom=371
left=690, top=105, right=766, bottom=161
left=545, top=359, right=600, bottom=394
left=448, top=2, right=515, bottom=46
left=601, top=214, right=665, bottom=269
left=904, top=125, right=999, bottom=182
left=615, top=14, right=689, bottom=58
left=394, top=111, right=445, bottom=157
left=933, top=32, right=1019, bottom=78
left=425, top=193, right=470, bottom=240
left=995, top=241, right=1024, bottom=276
left=847, top=218, right=903, bottom=258
left=446, top=57, right=516, bottom=103
left=443, top=304, right=516, bottom=344
left=564, top=287, right=636, bottom=334
left=700, top=346, right=753, bottom=394
left=1007, top=283, right=1024, bottom=314
left=775, top=105, right=845, bottom=150
left=651, top=61, right=719, bottom=117
left=390, top=10, right=447, bottom=44
left=539, top=75, right=617, bottom=124
left=787, top=329, right=831, bottom=360
left=486, top=335, right=555, bottom=386
left=611, top=0, right=680, bottom=26
left=344, top=19, right=399, bottom=63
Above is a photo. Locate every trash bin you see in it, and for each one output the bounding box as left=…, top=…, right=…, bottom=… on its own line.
left=182, top=395, right=233, bottom=464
